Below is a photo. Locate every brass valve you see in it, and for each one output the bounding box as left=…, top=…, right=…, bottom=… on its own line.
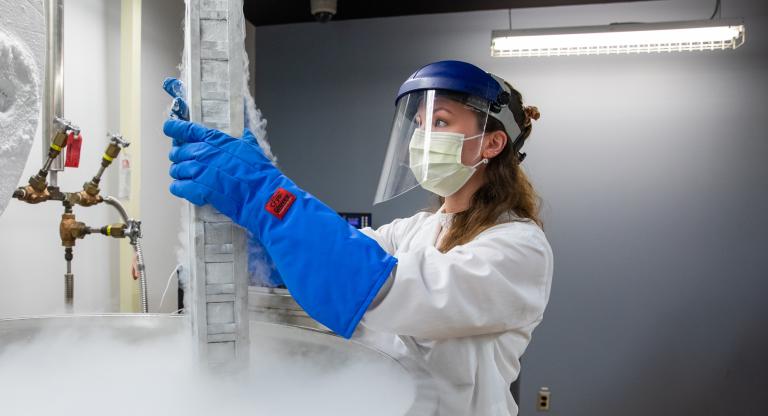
left=79, top=133, right=130, bottom=201
left=67, top=190, right=103, bottom=207
left=46, top=129, right=69, bottom=160
left=59, top=213, right=90, bottom=248
left=102, top=133, right=129, bottom=167
left=48, top=116, right=78, bottom=158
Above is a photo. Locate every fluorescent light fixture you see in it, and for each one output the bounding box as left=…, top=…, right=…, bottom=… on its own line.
left=491, top=19, right=745, bottom=57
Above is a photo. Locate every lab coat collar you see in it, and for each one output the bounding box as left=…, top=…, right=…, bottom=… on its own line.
left=435, top=204, right=455, bottom=228
left=436, top=204, right=525, bottom=228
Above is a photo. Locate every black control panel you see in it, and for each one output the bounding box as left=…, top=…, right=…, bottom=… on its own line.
left=339, top=212, right=372, bottom=229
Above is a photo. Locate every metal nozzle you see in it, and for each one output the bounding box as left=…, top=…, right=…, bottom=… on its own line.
left=99, top=223, right=127, bottom=239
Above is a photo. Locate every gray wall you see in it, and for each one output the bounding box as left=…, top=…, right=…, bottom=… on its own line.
left=252, top=0, right=768, bottom=414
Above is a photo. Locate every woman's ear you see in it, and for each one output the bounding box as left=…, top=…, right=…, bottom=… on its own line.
left=482, top=131, right=508, bottom=159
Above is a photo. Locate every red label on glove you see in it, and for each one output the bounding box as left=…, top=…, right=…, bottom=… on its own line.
left=266, top=188, right=296, bottom=220
left=65, top=132, right=82, bottom=168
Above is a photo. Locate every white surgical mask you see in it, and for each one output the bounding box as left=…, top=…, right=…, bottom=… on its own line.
left=408, top=129, right=488, bottom=197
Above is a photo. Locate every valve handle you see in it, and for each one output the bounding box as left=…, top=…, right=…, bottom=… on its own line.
left=107, top=133, right=130, bottom=148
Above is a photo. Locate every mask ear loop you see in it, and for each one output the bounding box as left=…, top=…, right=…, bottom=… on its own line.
left=471, top=158, right=489, bottom=168
left=461, top=132, right=488, bottom=168
left=462, top=132, right=485, bottom=142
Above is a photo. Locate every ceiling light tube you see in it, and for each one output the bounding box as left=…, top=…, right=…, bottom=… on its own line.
left=491, top=19, right=745, bottom=57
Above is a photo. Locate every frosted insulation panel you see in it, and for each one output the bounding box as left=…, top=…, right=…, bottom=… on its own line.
left=182, top=0, right=249, bottom=366
left=0, top=0, right=44, bottom=217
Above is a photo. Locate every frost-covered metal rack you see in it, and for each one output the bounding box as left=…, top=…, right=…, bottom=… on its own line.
left=183, top=0, right=249, bottom=365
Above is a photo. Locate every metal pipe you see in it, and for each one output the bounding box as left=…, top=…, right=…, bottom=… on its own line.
left=93, top=166, right=107, bottom=181
left=44, top=0, right=64, bottom=173
left=41, top=158, right=54, bottom=173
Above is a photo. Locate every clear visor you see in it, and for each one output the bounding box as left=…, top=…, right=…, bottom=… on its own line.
left=374, top=90, right=492, bottom=204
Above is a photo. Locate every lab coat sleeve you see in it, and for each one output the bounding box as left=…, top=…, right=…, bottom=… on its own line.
left=359, top=212, right=431, bottom=255
left=362, top=223, right=553, bottom=340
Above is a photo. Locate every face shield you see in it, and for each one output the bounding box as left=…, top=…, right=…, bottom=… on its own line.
left=374, top=90, right=494, bottom=204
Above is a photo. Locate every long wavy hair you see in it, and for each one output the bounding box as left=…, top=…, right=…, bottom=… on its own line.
left=437, top=83, right=542, bottom=253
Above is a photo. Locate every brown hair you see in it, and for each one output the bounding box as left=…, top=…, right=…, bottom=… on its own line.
left=436, top=82, right=542, bottom=253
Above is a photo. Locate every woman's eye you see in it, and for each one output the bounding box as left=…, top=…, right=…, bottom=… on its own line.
left=435, top=119, right=448, bottom=128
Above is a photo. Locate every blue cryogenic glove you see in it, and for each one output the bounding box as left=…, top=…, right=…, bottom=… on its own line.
left=163, top=119, right=397, bottom=339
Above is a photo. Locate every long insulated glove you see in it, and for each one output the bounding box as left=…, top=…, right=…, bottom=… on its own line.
left=163, top=119, right=397, bottom=338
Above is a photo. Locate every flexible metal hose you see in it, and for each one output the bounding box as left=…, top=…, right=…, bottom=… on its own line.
left=134, top=240, right=149, bottom=313
left=64, top=247, right=73, bottom=313
left=64, top=273, right=73, bottom=313
left=104, top=196, right=148, bottom=313
left=103, top=196, right=129, bottom=223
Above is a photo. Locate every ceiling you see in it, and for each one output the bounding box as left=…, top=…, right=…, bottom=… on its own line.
left=244, top=0, right=648, bottom=27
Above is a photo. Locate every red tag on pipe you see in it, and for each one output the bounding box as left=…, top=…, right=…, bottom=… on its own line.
left=65, top=132, right=82, bottom=168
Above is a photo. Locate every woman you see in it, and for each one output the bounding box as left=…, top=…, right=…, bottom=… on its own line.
left=163, top=60, right=552, bottom=415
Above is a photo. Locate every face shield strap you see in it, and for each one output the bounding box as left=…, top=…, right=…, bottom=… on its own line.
left=487, top=100, right=527, bottom=162
left=511, top=131, right=527, bottom=163
left=491, top=89, right=511, bottom=113
left=488, top=74, right=527, bottom=163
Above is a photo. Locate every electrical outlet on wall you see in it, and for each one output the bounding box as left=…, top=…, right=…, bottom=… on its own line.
left=537, top=387, right=551, bottom=411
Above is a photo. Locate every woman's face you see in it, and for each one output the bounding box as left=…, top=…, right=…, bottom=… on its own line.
left=414, top=96, right=485, bottom=166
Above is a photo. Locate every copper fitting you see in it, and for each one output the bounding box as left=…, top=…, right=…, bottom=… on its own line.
left=99, top=223, right=127, bottom=238
left=59, top=213, right=90, bottom=248
left=83, top=181, right=100, bottom=197
left=67, top=190, right=103, bottom=207
left=47, top=186, right=65, bottom=201
left=13, top=185, right=51, bottom=204
left=28, top=173, right=48, bottom=192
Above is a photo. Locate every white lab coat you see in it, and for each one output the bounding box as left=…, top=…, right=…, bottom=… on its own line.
left=357, top=209, right=553, bottom=416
